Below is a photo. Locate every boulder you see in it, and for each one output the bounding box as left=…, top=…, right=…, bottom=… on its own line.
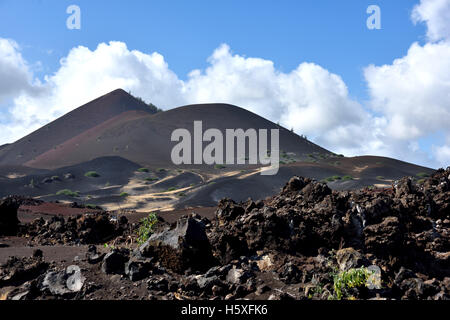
left=364, top=216, right=403, bottom=254
left=226, top=267, right=252, bottom=285
left=125, top=256, right=153, bottom=281
left=283, top=176, right=308, bottom=192
left=138, top=216, right=213, bottom=273
left=40, top=265, right=85, bottom=296
left=0, top=256, right=48, bottom=287
left=101, top=248, right=129, bottom=274
left=86, top=245, right=105, bottom=264
left=336, top=247, right=367, bottom=271
left=0, top=196, right=21, bottom=235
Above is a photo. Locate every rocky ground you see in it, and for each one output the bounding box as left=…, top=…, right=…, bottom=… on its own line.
left=0, top=168, right=449, bottom=300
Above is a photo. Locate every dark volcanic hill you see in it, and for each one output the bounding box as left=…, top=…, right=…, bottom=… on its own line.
left=2, top=90, right=330, bottom=169
left=0, top=89, right=436, bottom=210
left=0, top=89, right=158, bottom=167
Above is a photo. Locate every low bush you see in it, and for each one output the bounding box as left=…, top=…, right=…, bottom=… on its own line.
left=332, top=267, right=373, bottom=300
left=137, top=213, right=158, bottom=245
left=84, top=171, right=100, bottom=178
left=56, top=189, right=79, bottom=197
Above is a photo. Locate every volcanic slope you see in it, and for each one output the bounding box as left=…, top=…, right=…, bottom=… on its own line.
left=0, top=89, right=159, bottom=167
left=0, top=89, right=435, bottom=211
left=14, top=93, right=331, bottom=170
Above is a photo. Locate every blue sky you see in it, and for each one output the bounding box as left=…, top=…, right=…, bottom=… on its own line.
left=0, top=0, right=449, bottom=168
left=0, top=0, right=425, bottom=99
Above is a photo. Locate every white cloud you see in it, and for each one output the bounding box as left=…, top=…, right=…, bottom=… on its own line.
left=412, top=0, right=450, bottom=42
left=184, top=44, right=372, bottom=155
left=364, top=0, right=450, bottom=167
left=0, top=38, right=38, bottom=102
left=433, top=143, right=450, bottom=166
left=1, top=41, right=371, bottom=159
left=364, top=41, right=450, bottom=140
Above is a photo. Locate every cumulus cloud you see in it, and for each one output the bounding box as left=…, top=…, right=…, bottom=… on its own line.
left=412, top=0, right=450, bottom=42
left=0, top=38, right=39, bottom=102
left=364, top=0, right=450, bottom=167
left=1, top=41, right=373, bottom=159
left=364, top=41, right=450, bottom=140
left=184, top=44, right=373, bottom=155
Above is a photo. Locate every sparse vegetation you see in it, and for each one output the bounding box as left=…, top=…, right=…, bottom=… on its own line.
left=119, top=192, right=129, bottom=197
left=417, top=172, right=429, bottom=178
left=56, top=189, right=79, bottom=197
left=85, top=171, right=100, bottom=178
left=129, top=93, right=161, bottom=114
left=214, top=164, right=226, bottom=169
left=157, top=168, right=166, bottom=173
left=376, top=176, right=385, bottom=180
left=342, top=175, right=353, bottom=181
left=145, top=177, right=158, bottom=182
left=166, top=187, right=177, bottom=192
left=324, top=175, right=342, bottom=182
left=177, top=192, right=186, bottom=197
left=332, top=267, right=373, bottom=300
left=137, top=168, right=149, bottom=173
left=137, top=212, right=158, bottom=245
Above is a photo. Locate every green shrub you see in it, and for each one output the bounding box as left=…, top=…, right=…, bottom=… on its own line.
left=376, top=176, right=385, bottom=180
left=342, top=175, right=353, bottom=181
left=332, top=267, right=373, bottom=300
left=177, top=192, right=186, bottom=197
left=166, top=187, right=177, bottom=192
left=157, top=168, right=166, bottom=173
left=332, top=175, right=341, bottom=180
left=119, top=192, right=129, bottom=197
left=416, top=172, right=429, bottom=178
left=214, top=164, right=226, bottom=169
left=56, top=189, right=79, bottom=197
left=137, top=213, right=158, bottom=244
left=145, top=177, right=158, bottom=182
left=84, top=171, right=100, bottom=178
left=417, top=178, right=426, bottom=184
left=137, top=168, right=149, bottom=173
